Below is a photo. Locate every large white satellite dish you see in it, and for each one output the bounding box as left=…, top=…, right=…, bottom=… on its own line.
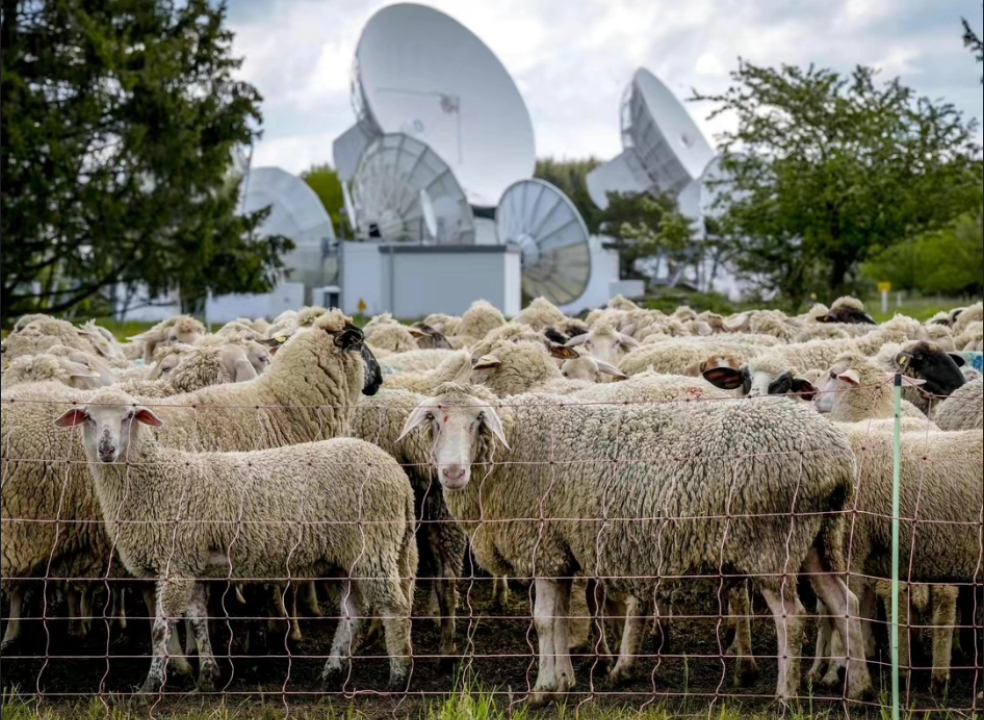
left=353, top=3, right=536, bottom=207
left=239, top=167, right=339, bottom=286
left=333, top=124, right=374, bottom=183
left=349, top=133, right=475, bottom=245
left=620, top=69, right=715, bottom=197
left=420, top=188, right=438, bottom=238
left=698, top=154, right=748, bottom=221
left=496, top=179, right=591, bottom=305
left=586, top=150, right=650, bottom=210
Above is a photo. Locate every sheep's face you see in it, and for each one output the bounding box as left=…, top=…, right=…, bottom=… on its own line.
left=560, top=356, right=626, bottom=383
left=167, top=323, right=205, bottom=347
left=398, top=397, right=508, bottom=491
left=567, top=328, right=639, bottom=367
left=703, top=365, right=818, bottom=400
left=242, top=341, right=272, bottom=375
left=895, top=341, right=966, bottom=397
left=814, top=360, right=859, bottom=415
left=55, top=397, right=163, bottom=464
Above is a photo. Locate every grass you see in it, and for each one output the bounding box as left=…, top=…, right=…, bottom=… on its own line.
left=2, top=688, right=977, bottom=720
left=866, top=296, right=976, bottom=324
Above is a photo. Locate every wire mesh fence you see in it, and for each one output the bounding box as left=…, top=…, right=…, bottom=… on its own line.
left=1, top=383, right=981, bottom=717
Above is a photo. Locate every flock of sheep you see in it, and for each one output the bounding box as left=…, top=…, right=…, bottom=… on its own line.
left=1, top=295, right=982, bottom=707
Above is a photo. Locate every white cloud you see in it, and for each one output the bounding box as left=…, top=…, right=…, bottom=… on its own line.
left=228, top=0, right=983, bottom=175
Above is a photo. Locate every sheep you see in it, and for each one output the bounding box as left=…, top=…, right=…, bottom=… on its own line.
left=952, top=301, right=983, bottom=337
left=558, top=354, right=627, bottom=383
left=812, top=352, right=932, bottom=424
left=1, top=312, right=382, bottom=653
left=808, top=426, right=982, bottom=693
left=934, top=378, right=983, bottom=431
left=513, top=298, right=568, bottom=332
left=2, top=353, right=108, bottom=391
left=955, top=321, right=983, bottom=352
left=877, top=340, right=968, bottom=416
left=2, top=322, right=105, bottom=364
left=817, top=296, right=876, bottom=325
left=422, top=313, right=462, bottom=337
left=397, top=383, right=874, bottom=703
left=383, top=351, right=474, bottom=395
left=349, top=388, right=470, bottom=671
left=793, top=325, right=853, bottom=343
left=381, top=349, right=463, bottom=375
left=366, top=323, right=420, bottom=354
left=452, top=300, right=506, bottom=343
left=56, top=388, right=417, bottom=694
left=409, top=322, right=453, bottom=350
left=128, top=315, right=207, bottom=364
left=564, top=323, right=640, bottom=374
left=619, top=338, right=779, bottom=378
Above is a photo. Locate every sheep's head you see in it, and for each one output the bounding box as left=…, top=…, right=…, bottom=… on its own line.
left=469, top=341, right=576, bottom=396
left=814, top=353, right=923, bottom=417
left=560, top=354, right=627, bottom=382
left=165, top=316, right=207, bottom=346
left=306, top=312, right=382, bottom=396
left=409, top=323, right=453, bottom=350
left=702, top=354, right=818, bottom=400
left=565, top=323, right=640, bottom=366
left=4, top=354, right=106, bottom=390
left=397, top=384, right=508, bottom=491
left=55, top=389, right=163, bottom=464
left=893, top=340, right=966, bottom=398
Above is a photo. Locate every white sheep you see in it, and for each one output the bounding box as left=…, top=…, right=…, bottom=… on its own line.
left=933, top=378, right=983, bottom=431
left=57, top=388, right=417, bottom=694
left=398, top=384, right=874, bottom=703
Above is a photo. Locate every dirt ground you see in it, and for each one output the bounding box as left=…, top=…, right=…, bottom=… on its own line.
left=1, top=574, right=981, bottom=718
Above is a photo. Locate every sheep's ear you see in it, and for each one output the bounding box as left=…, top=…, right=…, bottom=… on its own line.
left=133, top=407, right=164, bottom=427
left=478, top=408, right=509, bottom=450
left=595, top=360, right=628, bottom=380
left=397, top=404, right=435, bottom=444
left=259, top=335, right=289, bottom=348
left=543, top=328, right=569, bottom=345
left=547, top=345, right=579, bottom=361
left=54, top=408, right=89, bottom=427
left=892, top=374, right=926, bottom=388
left=703, top=366, right=744, bottom=390
left=621, top=323, right=637, bottom=337
left=472, top=354, right=501, bottom=370
left=948, top=353, right=966, bottom=368
left=790, top=378, right=818, bottom=400
left=333, top=328, right=364, bottom=353
left=564, top=335, right=589, bottom=348
left=836, top=369, right=862, bottom=386
left=617, top=333, right=640, bottom=349
left=407, top=328, right=429, bottom=339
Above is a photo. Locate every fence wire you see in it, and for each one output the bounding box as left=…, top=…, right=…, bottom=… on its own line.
left=1, top=383, right=981, bottom=717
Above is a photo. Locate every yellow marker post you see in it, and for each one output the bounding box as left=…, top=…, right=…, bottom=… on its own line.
left=878, top=282, right=892, bottom=315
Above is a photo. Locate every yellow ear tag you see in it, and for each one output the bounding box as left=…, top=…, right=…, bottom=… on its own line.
left=276, top=336, right=287, bottom=343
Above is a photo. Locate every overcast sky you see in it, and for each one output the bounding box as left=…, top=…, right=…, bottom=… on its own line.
left=228, top=0, right=983, bottom=175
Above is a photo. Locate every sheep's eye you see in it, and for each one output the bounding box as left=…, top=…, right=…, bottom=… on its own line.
left=562, top=371, right=569, bottom=377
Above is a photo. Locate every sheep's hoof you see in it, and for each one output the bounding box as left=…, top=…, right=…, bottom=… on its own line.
left=605, top=665, right=635, bottom=689
left=845, top=672, right=875, bottom=702
left=195, top=674, right=216, bottom=694
left=931, top=676, right=949, bottom=697
left=134, top=680, right=163, bottom=705
left=734, top=658, right=760, bottom=687
left=1, top=638, right=17, bottom=654
left=67, top=621, right=87, bottom=640
left=385, top=673, right=409, bottom=693
left=320, top=665, right=348, bottom=693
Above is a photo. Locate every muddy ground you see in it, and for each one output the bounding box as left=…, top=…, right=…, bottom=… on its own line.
left=2, top=575, right=981, bottom=717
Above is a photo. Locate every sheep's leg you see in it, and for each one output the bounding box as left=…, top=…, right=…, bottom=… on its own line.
left=728, top=583, right=759, bottom=686
left=1, top=583, right=25, bottom=652
left=352, top=575, right=413, bottom=691
left=930, top=586, right=958, bottom=695
left=531, top=578, right=560, bottom=704
left=805, top=549, right=873, bottom=700
left=434, top=573, right=458, bottom=672
left=79, top=584, right=94, bottom=637
left=287, top=585, right=303, bottom=642
left=582, top=579, right=613, bottom=672
left=66, top=585, right=85, bottom=639
left=140, top=579, right=195, bottom=696
left=142, top=585, right=192, bottom=676
left=858, top=584, right=877, bottom=659
left=492, top=574, right=510, bottom=610
left=807, top=600, right=833, bottom=685
left=299, top=581, right=322, bottom=617
left=761, top=587, right=805, bottom=702
left=267, top=585, right=292, bottom=641
left=608, top=595, right=645, bottom=687
left=322, top=583, right=363, bottom=686
left=187, top=583, right=219, bottom=693
left=551, top=577, right=575, bottom=695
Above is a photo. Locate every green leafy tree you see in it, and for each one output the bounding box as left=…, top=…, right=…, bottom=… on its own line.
left=302, top=163, right=347, bottom=236
left=863, top=211, right=984, bottom=296
left=599, top=192, right=694, bottom=280
left=0, top=0, right=290, bottom=322
left=964, top=12, right=983, bottom=81
left=693, top=62, right=982, bottom=309
left=534, top=157, right=604, bottom=234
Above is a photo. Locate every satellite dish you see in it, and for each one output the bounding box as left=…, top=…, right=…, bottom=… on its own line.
left=586, top=150, right=650, bottom=210
left=333, top=124, right=374, bottom=183
left=420, top=189, right=438, bottom=238
left=620, top=69, right=715, bottom=197
left=698, top=154, right=748, bottom=221
left=349, top=133, right=475, bottom=244
left=496, top=179, right=591, bottom=305
left=239, top=167, right=339, bottom=286
left=353, top=3, right=536, bottom=207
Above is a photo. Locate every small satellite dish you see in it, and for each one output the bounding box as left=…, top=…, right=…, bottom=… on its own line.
left=353, top=3, right=536, bottom=207
left=239, top=167, right=339, bottom=287
left=620, top=69, right=715, bottom=197
left=496, top=179, right=591, bottom=305
left=349, top=133, right=475, bottom=244
left=420, top=188, right=438, bottom=238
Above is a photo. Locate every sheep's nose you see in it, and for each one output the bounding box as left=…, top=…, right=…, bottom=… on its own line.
left=98, top=447, right=117, bottom=463
left=440, top=465, right=468, bottom=488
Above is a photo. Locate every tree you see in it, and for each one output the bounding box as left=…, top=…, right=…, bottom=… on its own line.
left=598, top=192, right=694, bottom=280
left=863, top=211, right=984, bottom=296
left=534, top=157, right=604, bottom=234
left=0, top=0, right=290, bottom=323
left=693, top=62, right=982, bottom=309
left=302, top=163, right=348, bottom=236
left=964, top=12, right=984, bottom=81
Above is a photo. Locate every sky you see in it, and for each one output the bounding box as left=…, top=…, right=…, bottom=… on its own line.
left=227, top=0, right=984, bottom=176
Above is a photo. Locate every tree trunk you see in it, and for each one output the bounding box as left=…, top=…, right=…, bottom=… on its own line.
left=829, top=255, right=850, bottom=298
